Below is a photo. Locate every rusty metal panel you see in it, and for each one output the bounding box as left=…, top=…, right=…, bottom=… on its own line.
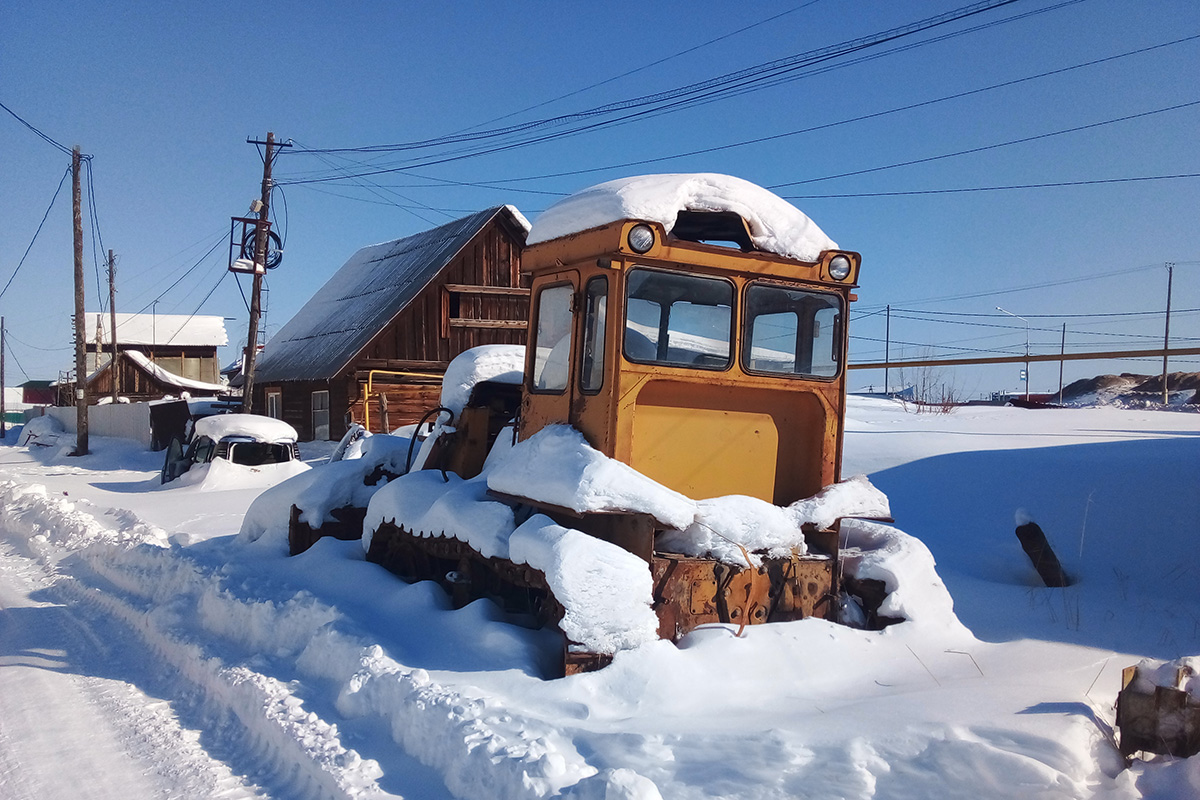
left=1117, top=665, right=1200, bottom=757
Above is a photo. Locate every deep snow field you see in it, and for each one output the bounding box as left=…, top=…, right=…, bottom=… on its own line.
left=0, top=397, right=1198, bottom=800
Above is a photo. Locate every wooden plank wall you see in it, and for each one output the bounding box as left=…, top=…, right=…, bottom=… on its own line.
left=261, top=214, right=530, bottom=441
left=359, top=219, right=529, bottom=364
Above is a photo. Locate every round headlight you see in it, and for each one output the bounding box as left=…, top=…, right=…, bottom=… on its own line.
left=829, top=254, right=852, bottom=281
left=627, top=224, right=655, bottom=254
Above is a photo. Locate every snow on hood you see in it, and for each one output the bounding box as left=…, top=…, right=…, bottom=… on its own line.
left=440, top=345, right=526, bottom=417
left=526, top=173, right=838, bottom=262
left=194, top=413, right=298, bottom=443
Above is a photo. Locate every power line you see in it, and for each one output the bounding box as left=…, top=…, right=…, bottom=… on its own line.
left=0, top=100, right=73, bottom=155
left=436, top=29, right=1192, bottom=190
left=4, top=338, right=31, bottom=382
left=4, top=330, right=71, bottom=352
left=0, top=166, right=71, bottom=302
left=84, top=157, right=106, bottom=311
left=280, top=0, right=1030, bottom=184
left=891, top=305, right=1200, bottom=319
left=163, top=271, right=229, bottom=347
left=461, top=0, right=826, bottom=131
left=782, top=172, right=1200, bottom=198
left=769, top=99, right=1200, bottom=189
left=132, top=234, right=227, bottom=316
left=857, top=262, right=1165, bottom=309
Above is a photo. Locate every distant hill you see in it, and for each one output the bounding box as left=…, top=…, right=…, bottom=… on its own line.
left=1061, top=371, right=1200, bottom=407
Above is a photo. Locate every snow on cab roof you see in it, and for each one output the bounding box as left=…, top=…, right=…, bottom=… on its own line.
left=194, top=413, right=298, bottom=443
left=526, top=173, right=838, bottom=262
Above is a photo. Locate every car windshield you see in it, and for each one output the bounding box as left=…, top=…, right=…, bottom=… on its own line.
left=226, top=440, right=292, bottom=466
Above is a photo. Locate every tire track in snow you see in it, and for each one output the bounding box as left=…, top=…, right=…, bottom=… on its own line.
left=0, top=477, right=624, bottom=800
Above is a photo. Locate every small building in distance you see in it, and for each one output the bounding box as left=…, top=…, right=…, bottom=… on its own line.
left=250, top=205, right=530, bottom=440
left=80, top=312, right=229, bottom=402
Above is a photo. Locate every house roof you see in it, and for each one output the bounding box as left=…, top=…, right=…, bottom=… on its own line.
left=85, top=351, right=231, bottom=395
left=87, top=312, right=228, bottom=347
left=252, top=205, right=527, bottom=384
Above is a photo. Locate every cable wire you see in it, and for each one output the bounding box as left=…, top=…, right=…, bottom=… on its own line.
left=0, top=100, right=73, bottom=155
left=0, top=166, right=71, bottom=302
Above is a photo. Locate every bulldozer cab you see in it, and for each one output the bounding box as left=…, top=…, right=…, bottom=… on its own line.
left=519, top=212, right=860, bottom=505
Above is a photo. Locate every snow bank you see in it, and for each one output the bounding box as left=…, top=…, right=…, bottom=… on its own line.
left=171, top=457, right=309, bottom=493
left=17, top=414, right=64, bottom=447
left=527, top=173, right=838, bottom=262
left=487, top=425, right=697, bottom=530
left=440, top=344, right=525, bottom=417
left=239, top=433, right=412, bottom=549
left=840, top=519, right=968, bottom=635
left=0, top=479, right=169, bottom=553
left=510, top=515, right=659, bottom=654
left=194, top=413, right=298, bottom=442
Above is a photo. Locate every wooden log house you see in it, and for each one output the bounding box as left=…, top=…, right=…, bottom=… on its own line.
left=251, top=205, right=529, bottom=440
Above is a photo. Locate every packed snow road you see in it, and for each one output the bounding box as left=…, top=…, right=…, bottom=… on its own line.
left=1, top=399, right=1199, bottom=799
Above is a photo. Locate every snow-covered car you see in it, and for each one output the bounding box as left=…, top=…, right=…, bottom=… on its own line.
left=161, top=413, right=301, bottom=484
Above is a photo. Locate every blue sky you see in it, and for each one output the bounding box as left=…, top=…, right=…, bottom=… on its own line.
left=2, top=0, right=1198, bottom=396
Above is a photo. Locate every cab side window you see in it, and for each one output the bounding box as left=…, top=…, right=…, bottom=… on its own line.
left=579, top=276, right=608, bottom=393
left=531, top=284, right=574, bottom=392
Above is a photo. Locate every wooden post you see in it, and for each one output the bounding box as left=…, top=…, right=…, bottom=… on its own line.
left=1058, top=323, right=1065, bottom=405
left=884, top=304, right=890, bottom=395
left=1015, top=519, right=1070, bottom=588
left=72, top=146, right=88, bottom=455
left=108, top=249, right=119, bottom=402
left=1162, top=262, right=1174, bottom=405
left=1, top=316, right=6, bottom=439
left=241, top=133, right=290, bottom=412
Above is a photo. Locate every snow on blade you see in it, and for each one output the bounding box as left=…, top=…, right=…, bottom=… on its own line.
left=527, top=173, right=838, bottom=262
left=440, top=344, right=526, bottom=417
left=659, top=475, right=891, bottom=567
left=194, top=413, right=298, bottom=442
left=364, top=470, right=516, bottom=559
left=487, top=425, right=697, bottom=531
left=509, top=515, right=659, bottom=655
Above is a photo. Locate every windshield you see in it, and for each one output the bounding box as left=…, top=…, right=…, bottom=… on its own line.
left=742, top=283, right=842, bottom=378
left=623, top=268, right=734, bottom=370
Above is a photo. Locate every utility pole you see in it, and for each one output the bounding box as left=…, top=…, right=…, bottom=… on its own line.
left=72, top=145, right=88, bottom=455
left=241, top=132, right=290, bottom=413
left=108, top=249, right=119, bottom=402
left=996, top=306, right=1029, bottom=401
left=1058, top=323, right=1066, bottom=405
left=884, top=304, right=891, bottom=396
left=1, top=316, right=6, bottom=440
left=1162, top=261, right=1174, bottom=406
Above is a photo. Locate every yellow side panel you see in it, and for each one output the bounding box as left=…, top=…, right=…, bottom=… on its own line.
left=623, top=378, right=831, bottom=504
left=631, top=401, right=778, bottom=501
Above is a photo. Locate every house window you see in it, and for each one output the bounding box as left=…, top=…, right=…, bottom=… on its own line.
left=312, top=390, right=330, bottom=440
left=266, top=390, right=282, bottom=420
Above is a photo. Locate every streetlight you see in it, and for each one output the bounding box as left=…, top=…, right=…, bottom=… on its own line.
left=996, top=306, right=1029, bottom=401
